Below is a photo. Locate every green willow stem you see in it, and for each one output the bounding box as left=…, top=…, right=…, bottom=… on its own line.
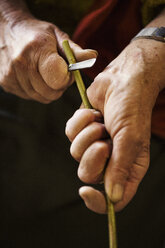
left=62, top=39, right=117, bottom=248
left=62, top=40, right=92, bottom=109
left=107, top=196, right=117, bottom=248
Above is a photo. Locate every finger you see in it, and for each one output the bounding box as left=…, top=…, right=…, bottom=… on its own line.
left=1, top=74, right=30, bottom=100
left=21, top=78, right=51, bottom=103
left=18, top=76, right=51, bottom=103
left=87, top=71, right=111, bottom=114
left=113, top=180, right=139, bottom=212
left=70, top=122, right=108, bottom=161
left=2, top=82, right=30, bottom=100
left=79, top=186, right=107, bottom=214
left=69, top=40, right=98, bottom=62
left=54, top=26, right=98, bottom=62
left=66, top=109, right=103, bottom=142
left=38, top=52, right=73, bottom=91
left=104, top=130, right=146, bottom=204
left=29, top=68, right=64, bottom=101
left=13, top=57, right=51, bottom=103
left=113, top=149, right=150, bottom=211
left=78, top=140, right=112, bottom=184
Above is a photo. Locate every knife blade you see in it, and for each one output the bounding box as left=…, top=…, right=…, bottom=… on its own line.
left=68, top=58, right=96, bottom=71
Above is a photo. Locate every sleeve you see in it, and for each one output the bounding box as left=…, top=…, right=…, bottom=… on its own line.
left=141, top=0, right=165, bottom=25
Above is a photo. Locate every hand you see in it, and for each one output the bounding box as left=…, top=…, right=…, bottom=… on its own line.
left=66, top=38, right=165, bottom=213
left=0, top=15, right=97, bottom=103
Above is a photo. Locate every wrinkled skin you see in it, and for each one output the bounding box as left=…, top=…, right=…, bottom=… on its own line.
left=1, top=1, right=165, bottom=214
left=0, top=15, right=97, bottom=103
left=66, top=38, right=165, bottom=213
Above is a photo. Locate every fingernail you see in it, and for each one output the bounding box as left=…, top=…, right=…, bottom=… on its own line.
left=91, top=110, right=103, bottom=121
left=92, top=109, right=100, bottom=114
left=86, top=49, right=98, bottom=57
left=110, top=184, right=124, bottom=203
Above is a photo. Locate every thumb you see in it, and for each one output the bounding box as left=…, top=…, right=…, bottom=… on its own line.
left=54, top=26, right=98, bottom=62
left=38, top=51, right=70, bottom=91
left=104, top=131, right=143, bottom=205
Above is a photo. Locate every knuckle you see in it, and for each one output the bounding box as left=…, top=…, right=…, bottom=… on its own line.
left=40, top=86, right=64, bottom=101
left=12, top=32, right=55, bottom=69
left=132, top=133, right=143, bottom=146
left=111, top=165, right=129, bottom=179
left=1, top=85, right=10, bottom=93
left=78, top=142, right=110, bottom=184
left=87, top=79, right=100, bottom=100
left=65, top=109, right=96, bottom=141
left=91, top=122, right=106, bottom=136
left=75, top=109, right=95, bottom=123
left=29, top=26, right=55, bottom=47
left=23, top=83, right=34, bottom=96
left=65, top=118, right=77, bottom=141
left=12, top=50, right=33, bottom=73
left=70, top=144, right=81, bottom=162
left=32, top=32, right=50, bottom=45
left=93, top=141, right=110, bottom=156
left=54, top=26, right=70, bottom=40
left=78, top=165, right=103, bottom=184
left=78, top=170, right=92, bottom=184
left=50, top=90, right=63, bottom=100
left=30, top=91, right=44, bottom=102
left=116, top=130, right=144, bottom=152
left=87, top=76, right=108, bottom=111
left=142, top=143, right=150, bottom=153
left=83, top=109, right=95, bottom=121
left=30, top=91, right=39, bottom=99
left=129, top=134, right=144, bottom=152
left=1, top=76, right=16, bottom=93
left=65, top=123, right=74, bottom=141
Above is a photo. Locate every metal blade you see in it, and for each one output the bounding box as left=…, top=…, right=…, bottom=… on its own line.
left=68, top=58, right=96, bottom=71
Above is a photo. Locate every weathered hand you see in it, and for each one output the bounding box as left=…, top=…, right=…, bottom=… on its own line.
left=66, top=39, right=165, bottom=213
left=0, top=16, right=96, bottom=102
